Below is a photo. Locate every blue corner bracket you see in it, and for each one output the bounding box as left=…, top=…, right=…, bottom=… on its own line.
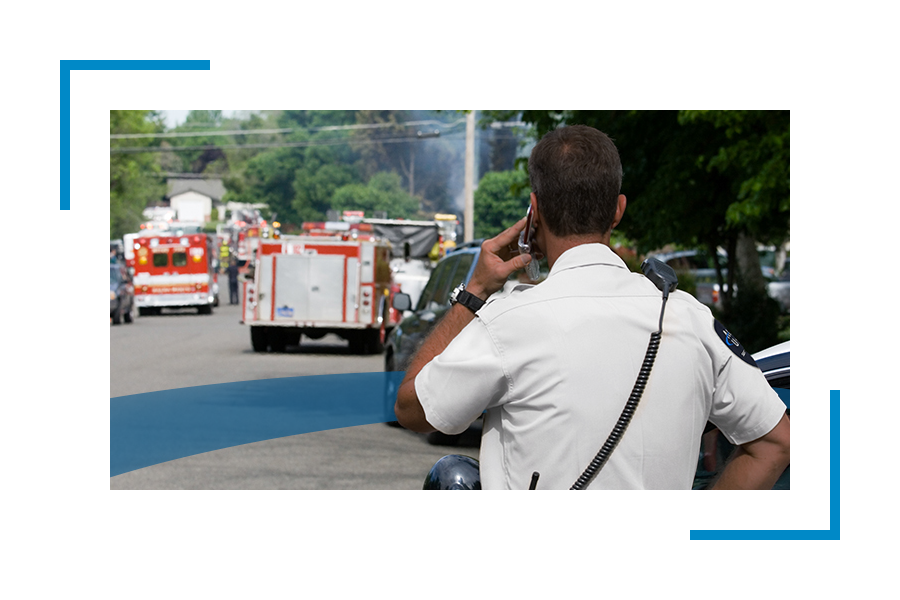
left=60, top=59, right=211, bottom=211
left=690, top=390, right=840, bottom=540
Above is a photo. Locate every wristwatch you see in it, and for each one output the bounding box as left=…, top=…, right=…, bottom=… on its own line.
left=449, top=283, right=486, bottom=314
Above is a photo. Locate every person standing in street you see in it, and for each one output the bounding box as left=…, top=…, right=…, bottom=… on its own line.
left=227, top=258, right=240, bottom=305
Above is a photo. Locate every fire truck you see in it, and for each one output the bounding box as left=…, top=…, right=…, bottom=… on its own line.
left=131, top=230, right=220, bottom=315
left=241, top=221, right=396, bottom=354
left=234, top=223, right=261, bottom=263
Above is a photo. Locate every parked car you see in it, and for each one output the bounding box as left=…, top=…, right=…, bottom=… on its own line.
left=650, top=249, right=728, bottom=307
left=110, top=261, right=135, bottom=325
left=651, top=248, right=789, bottom=312
left=766, top=259, right=790, bottom=313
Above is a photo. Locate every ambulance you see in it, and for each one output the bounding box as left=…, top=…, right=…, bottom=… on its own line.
left=241, top=221, right=396, bottom=354
left=131, top=231, right=219, bottom=315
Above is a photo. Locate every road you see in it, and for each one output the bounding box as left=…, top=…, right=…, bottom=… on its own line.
left=109, top=302, right=480, bottom=489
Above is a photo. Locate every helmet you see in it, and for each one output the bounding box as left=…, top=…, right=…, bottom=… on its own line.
left=423, top=455, right=481, bottom=490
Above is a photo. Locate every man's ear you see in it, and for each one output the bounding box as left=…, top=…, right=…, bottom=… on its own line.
left=611, top=194, right=627, bottom=229
left=530, top=192, right=539, bottom=227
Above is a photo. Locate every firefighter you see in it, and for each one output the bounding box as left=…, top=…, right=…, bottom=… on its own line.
left=227, top=258, right=240, bottom=305
left=219, top=241, right=231, bottom=274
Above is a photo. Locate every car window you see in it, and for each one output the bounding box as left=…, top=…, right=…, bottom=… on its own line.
left=448, top=253, right=475, bottom=291
left=415, top=260, right=449, bottom=312
left=153, top=252, right=168, bottom=267
left=428, top=256, right=461, bottom=310
left=172, top=251, right=188, bottom=267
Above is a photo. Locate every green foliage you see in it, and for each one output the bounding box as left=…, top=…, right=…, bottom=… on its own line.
left=678, top=110, right=790, bottom=242
left=331, top=172, right=420, bottom=219
left=110, top=110, right=166, bottom=239
left=715, top=273, right=783, bottom=354
left=473, top=169, right=532, bottom=239
left=512, top=110, right=789, bottom=328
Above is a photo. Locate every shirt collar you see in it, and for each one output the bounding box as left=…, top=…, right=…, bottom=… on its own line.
left=547, top=243, right=629, bottom=278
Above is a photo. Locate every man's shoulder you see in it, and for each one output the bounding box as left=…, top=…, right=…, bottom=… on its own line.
left=478, top=282, right=540, bottom=321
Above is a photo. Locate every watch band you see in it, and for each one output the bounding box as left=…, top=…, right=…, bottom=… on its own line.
left=451, top=284, right=486, bottom=313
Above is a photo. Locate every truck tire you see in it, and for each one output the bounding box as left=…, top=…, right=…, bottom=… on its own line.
left=250, top=327, right=268, bottom=352
left=347, top=331, right=380, bottom=354
left=269, top=328, right=287, bottom=353
left=198, top=304, right=212, bottom=315
left=370, top=329, right=385, bottom=354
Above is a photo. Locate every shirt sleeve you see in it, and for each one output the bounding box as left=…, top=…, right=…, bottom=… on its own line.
left=415, top=317, right=509, bottom=435
left=709, top=352, right=787, bottom=446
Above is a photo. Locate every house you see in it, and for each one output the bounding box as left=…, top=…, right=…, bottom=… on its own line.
left=166, top=178, right=227, bottom=223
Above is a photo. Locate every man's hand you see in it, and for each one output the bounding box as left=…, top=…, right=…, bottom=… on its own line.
left=393, top=218, right=536, bottom=433
left=465, top=217, right=535, bottom=299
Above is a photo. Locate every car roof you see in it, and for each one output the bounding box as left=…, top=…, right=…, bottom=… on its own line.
left=752, top=340, right=790, bottom=379
left=752, top=340, right=790, bottom=362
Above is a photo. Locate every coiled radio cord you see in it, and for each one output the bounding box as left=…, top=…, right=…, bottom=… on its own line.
left=570, top=285, right=671, bottom=490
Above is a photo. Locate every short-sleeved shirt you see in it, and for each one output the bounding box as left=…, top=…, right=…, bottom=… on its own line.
left=415, top=244, right=786, bottom=490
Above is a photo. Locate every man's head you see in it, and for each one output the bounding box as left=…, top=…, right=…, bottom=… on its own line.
left=528, top=125, right=623, bottom=237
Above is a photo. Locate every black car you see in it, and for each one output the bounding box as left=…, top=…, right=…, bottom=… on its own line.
left=110, top=262, right=135, bottom=325
left=385, top=244, right=481, bottom=375
left=385, top=244, right=481, bottom=444
left=388, top=247, right=790, bottom=489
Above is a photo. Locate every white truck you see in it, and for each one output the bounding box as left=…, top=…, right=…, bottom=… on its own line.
left=241, top=223, right=396, bottom=354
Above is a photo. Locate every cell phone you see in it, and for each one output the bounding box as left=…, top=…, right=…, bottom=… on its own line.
left=518, top=205, right=541, bottom=281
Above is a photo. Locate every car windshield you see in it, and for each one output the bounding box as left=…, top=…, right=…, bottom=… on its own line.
left=172, top=251, right=188, bottom=267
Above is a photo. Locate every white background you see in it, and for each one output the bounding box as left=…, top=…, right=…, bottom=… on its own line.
left=2, top=2, right=894, bottom=597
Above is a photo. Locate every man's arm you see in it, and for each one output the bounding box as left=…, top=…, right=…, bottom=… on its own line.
left=394, top=218, right=533, bottom=432
left=711, top=413, right=790, bottom=490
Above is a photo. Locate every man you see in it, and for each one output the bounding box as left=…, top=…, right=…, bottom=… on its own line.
left=227, top=258, right=240, bottom=305
left=395, top=125, right=789, bottom=490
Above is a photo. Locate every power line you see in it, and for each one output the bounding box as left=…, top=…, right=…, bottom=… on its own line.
left=109, top=131, right=524, bottom=154
left=110, top=118, right=471, bottom=140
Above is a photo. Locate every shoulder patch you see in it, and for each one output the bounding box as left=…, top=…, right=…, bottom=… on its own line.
left=714, top=320, right=758, bottom=368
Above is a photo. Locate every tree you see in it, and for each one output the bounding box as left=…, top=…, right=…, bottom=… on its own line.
left=109, top=110, right=166, bottom=238
left=489, top=110, right=790, bottom=349
left=331, top=172, right=420, bottom=219
left=473, top=169, right=531, bottom=239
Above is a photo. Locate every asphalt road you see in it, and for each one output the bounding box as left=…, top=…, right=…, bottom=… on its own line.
left=109, top=302, right=480, bottom=489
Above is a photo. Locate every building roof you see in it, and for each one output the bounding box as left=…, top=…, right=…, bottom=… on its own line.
left=166, top=178, right=227, bottom=202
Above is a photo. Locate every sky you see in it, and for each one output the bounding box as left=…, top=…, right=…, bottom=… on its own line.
left=160, top=110, right=240, bottom=129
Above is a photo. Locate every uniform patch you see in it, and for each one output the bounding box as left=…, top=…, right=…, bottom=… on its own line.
left=714, top=320, right=758, bottom=367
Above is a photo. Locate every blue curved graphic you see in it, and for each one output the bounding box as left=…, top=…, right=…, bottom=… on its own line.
left=110, top=371, right=404, bottom=477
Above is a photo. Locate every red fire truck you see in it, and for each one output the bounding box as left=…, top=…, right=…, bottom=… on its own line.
left=131, top=231, right=219, bottom=315
left=234, top=223, right=261, bottom=263
left=241, top=222, right=396, bottom=354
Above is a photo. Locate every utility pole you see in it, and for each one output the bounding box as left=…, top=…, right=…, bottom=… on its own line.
left=464, top=110, right=475, bottom=242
